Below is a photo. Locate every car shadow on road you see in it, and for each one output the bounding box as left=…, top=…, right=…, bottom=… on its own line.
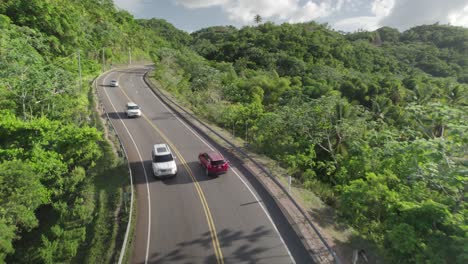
left=129, top=160, right=216, bottom=187
left=128, top=160, right=156, bottom=186
left=107, top=112, right=131, bottom=120
left=161, top=160, right=218, bottom=186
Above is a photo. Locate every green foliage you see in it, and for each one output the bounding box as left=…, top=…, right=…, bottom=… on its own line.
left=3, top=0, right=464, bottom=261
left=152, top=21, right=468, bottom=262
left=138, top=18, right=191, bottom=47
left=0, top=0, right=169, bottom=261
left=0, top=218, right=15, bottom=261
left=0, top=110, right=104, bottom=263
left=2, top=0, right=82, bottom=54
left=376, top=27, right=400, bottom=43
left=0, top=161, right=48, bottom=230
left=339, top=172, right=398, bottom=243
left=0, top=160, right=48, bottom=261
left=40, top=225, right=86, bottom=264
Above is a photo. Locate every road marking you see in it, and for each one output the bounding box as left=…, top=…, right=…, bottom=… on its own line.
left=135, top=77, right=215, bottom=152
left=101, top=73, right=152, bottom=264
left=135, top=70, right=295, bottom=263
left=116, top=74, right=224, bottom=264
left=230, top=168, right=295, bottom=263
left=163, top=143, right=224, bottom=264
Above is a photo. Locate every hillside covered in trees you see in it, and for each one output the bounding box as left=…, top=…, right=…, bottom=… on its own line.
left=0, top=0, right=466, bottom=262
left=0, top=0, right=179, bottom=263
left=151, top=22, right=467, bottom=263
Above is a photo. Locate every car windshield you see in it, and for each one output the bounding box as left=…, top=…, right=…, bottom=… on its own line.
left=128, top=105, right=140, bottom=110
left=154, top=154, right=173, bottom=163
left=211, top=160, right=225, bottom=166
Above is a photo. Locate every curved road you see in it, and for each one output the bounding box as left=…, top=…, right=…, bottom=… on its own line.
left=96, top=66, right=313, bottom=264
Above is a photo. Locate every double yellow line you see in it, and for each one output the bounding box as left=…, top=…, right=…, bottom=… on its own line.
left=116, top=76, right=224, bottom=263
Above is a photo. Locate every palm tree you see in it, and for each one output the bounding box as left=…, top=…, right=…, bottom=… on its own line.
left=254, top=14, right=262, bottom=25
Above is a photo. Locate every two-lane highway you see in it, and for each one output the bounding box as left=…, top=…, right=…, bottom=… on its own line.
left=96, top=66, right=313, bottom=264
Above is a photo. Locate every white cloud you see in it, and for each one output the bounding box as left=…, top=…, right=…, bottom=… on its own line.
left=345, top=0, right=365, bottom=12
left=175, top=0, right=345, bottom=24
left=114, top=0, right=144, bottom=13
left=333, top=0, right=394, bottom=31
left=289, top=1, right=335, bottom=23
left=175, top=0, right=230, bottom=8
left=114, top=0, right=468, bottom=32
left=380, top=0, right=468, bottom=30
left=371, top=0, right=394, bottom=17
left=448, top=4, right=468, bottom=27
left=333, top=0, right=468, bottom=32
left=224, top=0, right=300, bottom=22
left=333, top=16, right=381, bottom=31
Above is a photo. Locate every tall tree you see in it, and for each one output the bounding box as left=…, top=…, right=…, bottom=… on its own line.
left=254, top=14, right=262, bottom=24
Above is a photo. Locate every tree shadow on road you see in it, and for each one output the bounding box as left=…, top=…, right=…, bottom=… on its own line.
left=145, top=225, right=287, bottom=264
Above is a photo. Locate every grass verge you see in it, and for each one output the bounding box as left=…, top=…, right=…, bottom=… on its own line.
left=73, top=79, right=133, bottom=263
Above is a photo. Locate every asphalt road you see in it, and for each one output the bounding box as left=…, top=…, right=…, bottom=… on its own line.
left=96, top=66, right=313, bottom=264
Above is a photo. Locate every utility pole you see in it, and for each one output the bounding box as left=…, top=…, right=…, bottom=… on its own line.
left=128, top=47, right=132, bottom=65
left=0, top=34, right=4, bottom=57
left=102, top=47, right=105, bottom=72
left=245, top=122, right=248, bottom=142
left=78, top=50, right=82, bottom=91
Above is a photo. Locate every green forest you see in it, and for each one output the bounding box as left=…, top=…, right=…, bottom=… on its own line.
left=0, top=0, right=466, bottom=263
left=151, top=22, right=467, bottom=263
left=0, top=0, right=171, bottom=263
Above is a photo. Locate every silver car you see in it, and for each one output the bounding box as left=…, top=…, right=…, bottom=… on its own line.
left=110, top=80, right=119, bottom=87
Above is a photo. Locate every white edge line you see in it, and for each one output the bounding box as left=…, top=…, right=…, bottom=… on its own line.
left=231, top=168, right=295, bottom=263
left=101, top=73, right=152, bottom=264
left=136, top=77, right=215, bottom=152
left=97, top=70, right=134, bottom=264
left=140, top=71, right=295, bottom=263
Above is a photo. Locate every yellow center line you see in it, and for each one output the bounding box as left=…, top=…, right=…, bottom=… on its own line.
left=115, top=74, right=224, bottom=264
left=163, top=138, right=224, bottom=263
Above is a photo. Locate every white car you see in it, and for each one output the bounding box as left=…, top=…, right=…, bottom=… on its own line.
left=152, top=144, right=177, bottom=178
left=125, top=102, right=141, bottom=118
left=110, top=80, right=119, bottom=87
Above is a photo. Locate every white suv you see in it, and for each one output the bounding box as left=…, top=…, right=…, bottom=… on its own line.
left=110, top=80, right=119, bottom=87
left=152, top=143, right=177, bottom=178
left=125, top=102, right=141, bottom=118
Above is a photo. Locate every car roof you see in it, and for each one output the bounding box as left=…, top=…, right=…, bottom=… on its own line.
left=153, top=143, right=170, bottom=155
left=206, top=151, right=224, bottom=161
left=126, top=102, right=138, bottom=107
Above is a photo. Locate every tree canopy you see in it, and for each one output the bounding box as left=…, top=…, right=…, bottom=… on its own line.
left=152, top=21, right=468, bottom=263
left=0, top=0, right=191, bottom=262
left=1, top=0, right=466, bottom=262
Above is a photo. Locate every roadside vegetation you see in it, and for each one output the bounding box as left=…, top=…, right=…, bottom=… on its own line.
left=1, top=0, right=466, bottom=263
left=150, top=22, right=467, bottom=263
left=0, top=0, right=171, bottom=263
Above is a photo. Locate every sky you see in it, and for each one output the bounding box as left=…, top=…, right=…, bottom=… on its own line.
left=114, top=0, right=468, bottom=32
